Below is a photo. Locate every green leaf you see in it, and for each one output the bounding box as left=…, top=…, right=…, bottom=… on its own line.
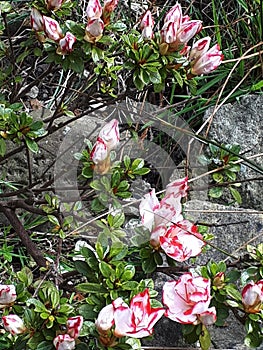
left=17, top=267, right=33, bottom=287
left=120, top=265, right=135, bottom=281
left=0, top=2, right=12, bottom=13
left=209, top=187, right=223, bottom=198
left=78, top=304, right=97, bottom=320
left=99, top=261, right=115, bottom=279
left=229, top=187, right=242, bottom=204
left=36, top=341, right=53, bottom=350
left=47, top=215, right=60, bottom=226
left=82, top=166, right=93, bottom=178
left=25, top=138, right=38, bottom=153
left=76, top=282, right=108, bottom=294
left=26, top=298, right=47, bottom=313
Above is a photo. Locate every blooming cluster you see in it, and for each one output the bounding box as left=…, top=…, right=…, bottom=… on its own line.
left=84, top=0, right=119, bottom=42
left=140, top=177, right=206, bottom=262
left=90, top=119, right=120, bottom=173
left=163, top=273, right=217, bottom=325
left=140, top=2, right=223, bottom=75
left=95, top=289, right=164, bottom=346
left=53, top=316, right=83, bottom=350
left=30, top=7, right=76, bottom=55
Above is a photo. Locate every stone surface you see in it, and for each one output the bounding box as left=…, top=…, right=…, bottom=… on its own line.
left=203, top=94, right=263, bottom=210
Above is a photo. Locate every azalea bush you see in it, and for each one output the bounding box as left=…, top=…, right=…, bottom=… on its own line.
left=0, top=0, right=263, bottom=350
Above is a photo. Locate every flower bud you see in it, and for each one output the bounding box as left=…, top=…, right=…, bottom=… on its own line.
left=0, top=285, right=17, bottom=308
left=57, top=32, right=76, bottom=55
left=213, top=272, right=225, bottom=290
left=98, top=119, right=119, bottom=151
left=163, top=3, right=182, bottom=27
left=176, top=20, right=202, bottom=46
left=53, top=334, right=75, bottom=350
left=84, top=18, right=104, bottom=43
left=161, top=21, right=177, bottom=44
left=67, top=315, right=83, bottom=338
left=2, top=315, right=26, bottom=335
left=189, top=36, right=211, bottom=62
left=242, top=280, right=263, bottom=313
left=43, top=16, right=63, bottom=41
left=30, top=8, right=44, bottom=32
left=102, top=0, right=119, bottom=25
left=46, top=0, right=64, bottom=11
left=90, top=137, right=108, bottom=164
left=95, top=304, right=115, bottom=336
left=86, top=0, right=102, bottom=20
left=191, top=43, right=223, bottom=75
left=140, top=10, right=154, bottom=40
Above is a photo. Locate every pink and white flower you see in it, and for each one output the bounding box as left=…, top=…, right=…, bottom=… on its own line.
left=140, top=10, right=154, bottom=40
left=163, top=273, right=216, bottom=325
left=2, top=314, right=26, bottom=335
left=242, top=280, right=263, bottom=313
left=95, top=303, right=115, bottom=335
left=58, top=32, right=76, bottom=55
left=176, top=20, right=202, bottom=46
left=163, top=3, right=182, bottom=27
left=84, top=18, right=104, bottom=42
left=165, top=176, right=189, bottom=198
left=161, top=21, right=178, bottom=44
left=90, top=137, right=108, bottom=164
left=53, top=334, right=75, bottom=350
left=43, top=16, right=63, bottom=41
left=30, top=8, right=44, bottom=32
left=189, top=36, right=211, bottom=62
left=98, top=119, right=119, bottom=151
left=0, top=285, right=16, bottom=308
left=113, top=289, right=165, bottom=338
left=139, top=189, right=160, bottom=231
left=86, top=0, right=103, bottom=20
left=191, top=43, right=223, bottom=75
left=67, top=315, right=83, bottom=339
left=159, top=220, right=205, bottom=262
left=46, top=0, right=64, bottom=11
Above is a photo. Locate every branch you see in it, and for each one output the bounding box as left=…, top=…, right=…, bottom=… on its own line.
left=0, top=202, right=47, bottom=267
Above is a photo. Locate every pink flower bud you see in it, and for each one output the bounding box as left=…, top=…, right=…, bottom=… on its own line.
left=198, top=307, right=217, bottom=325
left=164, top=3, right=182, bottom=27
left=84, top=18, right=104, bottom=43
left=67, top=315, right=83, bottom=338
left=98, top=119, right=119, bottom=151
left=189, top=36, right=211, bottom=62
left=57, top=32, right=76, bottom=55
left=242, top=280, right=263, bottom=313
left=2, top=315, right=26, bottom=335
left=213, top=272, right=225, bottom=289
left=95, top=304, right=115, bottom=335
left=103, top=0, right=119, bottom=14
left=53, top=334, right=75, bottom=350
left=140, top=10, right=154, bottom=40
left=30, top=8, right=44, bottom=32
left=161, top=21, right=178, bottom=44
left=0, top=285, right=16, bottom=307
left=176, top=20, right=202, bottom=45
left=46, top=0, right=64, bottom=11
left=86, top=0, right=102, bottom=20
left=43, top=16, right=63, bottom=41
left=191, top=43, right=223, bottom=75
left=90, top=137, right=108, bottom=164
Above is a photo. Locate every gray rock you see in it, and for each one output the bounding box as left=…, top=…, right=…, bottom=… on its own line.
left=204, top=94, right=263, bottom=210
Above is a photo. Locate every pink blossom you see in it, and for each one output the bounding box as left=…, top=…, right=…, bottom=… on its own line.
left=98, top=119, right=120, bottom=151
left=161, top=21, right=178, bottom=44
left=140, top=10, right=154, bottom=40
left=189, top=36, right=211, bottom=62
left=53, top=334, right=75, bottom=350
left=113, top=289, right=165, bottom=338
left=95, top=304, right=115, bottom=335
left=159, top=220, right=205, bottom=262
left=165, top=176, right=189, bottom=198
left=86, top=0, right=102, bottom=20
left=176, top=20, right=202, bottom=46
left=58, top=32, right=76, bottom=55
left=163, top=273, right=215, bottom=324
left=139, top=189, right=160, bottom=231
left=154, top=193, right=183, bottom=227
left=85, top=18, right=104, bottom=42
left=43, top=16, right=63, bottom=41
left=163, top=3, right=182, bottom=27
left=46, top=0, right=64, bottom=11
left=242, top=280, right=263, bottom=313
left=90, top=137, right=108, bottom=164
left=0, top=285, right=16, bottom=307
left=191, top=43, right=223, bottom=75
left=67, top=315, right=83, bottom=338
left=2, top=315, right=26, bottom=335
left=30, top=8, right=44, bottom=32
